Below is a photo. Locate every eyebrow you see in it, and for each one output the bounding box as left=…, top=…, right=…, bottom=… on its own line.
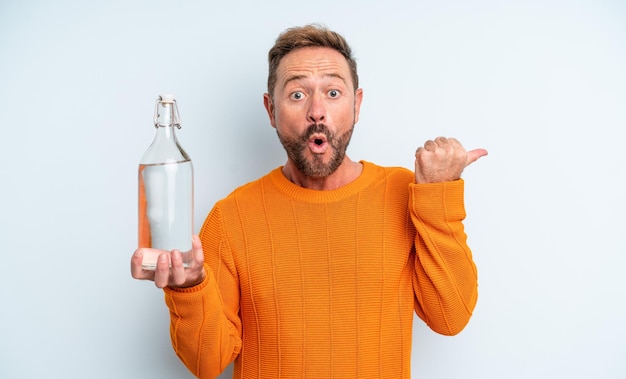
left=282, top=72, right=346, bottom=90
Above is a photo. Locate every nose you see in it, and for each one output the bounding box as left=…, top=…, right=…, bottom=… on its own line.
left=306, top=93, right=325, bottom=123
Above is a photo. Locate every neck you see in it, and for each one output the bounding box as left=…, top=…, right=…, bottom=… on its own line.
left=282, top=158, right=363, bottom=191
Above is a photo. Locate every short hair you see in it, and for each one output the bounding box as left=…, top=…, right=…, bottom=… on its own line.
left=267, top=24, right=359, bottom=97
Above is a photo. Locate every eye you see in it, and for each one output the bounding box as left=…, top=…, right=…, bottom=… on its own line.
left=328, top=89, right=340, bottom=98
left=290, top=91, right=304, bottom=100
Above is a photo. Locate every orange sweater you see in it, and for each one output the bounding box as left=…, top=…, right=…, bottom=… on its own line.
left=164, top=161, right=478, bottom=379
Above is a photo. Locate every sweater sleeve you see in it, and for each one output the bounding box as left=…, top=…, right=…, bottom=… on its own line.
left=409, top=179, right=478, bottom=336
left=163, top=204, right=242, bottom=379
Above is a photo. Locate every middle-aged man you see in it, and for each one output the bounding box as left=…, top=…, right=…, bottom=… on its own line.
left=132, top=23, right=488, bottom=379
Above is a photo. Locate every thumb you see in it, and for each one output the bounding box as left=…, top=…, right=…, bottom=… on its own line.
left=192, top=234, right=205, bottom=264
left=465, top=148, right=488, bottom=167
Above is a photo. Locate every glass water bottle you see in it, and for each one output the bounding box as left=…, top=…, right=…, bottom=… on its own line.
left=138, top=94, right=194, bottom=269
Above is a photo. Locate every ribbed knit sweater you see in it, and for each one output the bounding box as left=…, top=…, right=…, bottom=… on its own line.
left=164, top=161, right=478, bottom=379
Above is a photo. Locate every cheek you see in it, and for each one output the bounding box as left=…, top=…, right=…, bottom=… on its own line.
left=332, top=104, right=355, bottom=125
left=273, top=105, right=301, bottom=127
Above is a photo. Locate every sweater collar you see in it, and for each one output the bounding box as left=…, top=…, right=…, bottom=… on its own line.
left=268, top=161, right=378, bottom=203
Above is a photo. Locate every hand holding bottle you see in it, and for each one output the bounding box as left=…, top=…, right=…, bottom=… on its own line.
left=131, top=235, right=206, bottom=289
left=138, top=95, right=194, bottom=270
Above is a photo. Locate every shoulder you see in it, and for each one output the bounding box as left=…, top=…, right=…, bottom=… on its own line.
left=361, top=161, right=414, bottom=184
left=214, top=167, right=280, bottom=206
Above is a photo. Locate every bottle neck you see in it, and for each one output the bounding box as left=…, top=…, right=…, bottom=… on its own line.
left=155, top=123, right=176, bottom=143
left=154, top=101, right=181, bottom=142
left=155, top=102, right=179, bottom=129
left=140, top=96, right=189, bottom=165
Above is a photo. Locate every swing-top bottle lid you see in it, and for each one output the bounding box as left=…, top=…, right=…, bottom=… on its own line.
left=159, top=94, right=175, bottom=104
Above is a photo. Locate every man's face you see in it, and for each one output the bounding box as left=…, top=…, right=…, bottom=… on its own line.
left=264, top=47, right=363, bottom=178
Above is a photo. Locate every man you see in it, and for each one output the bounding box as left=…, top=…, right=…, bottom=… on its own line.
left=132, top=24, right=487, bottom=379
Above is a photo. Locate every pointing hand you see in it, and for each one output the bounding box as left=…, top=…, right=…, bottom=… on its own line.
left=414, top=137, right=488, bottom=184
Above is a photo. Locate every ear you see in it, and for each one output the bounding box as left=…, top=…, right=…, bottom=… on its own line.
left=353, top=88, right=364, bottom=124
left=263, top=93, right=277, bottom=128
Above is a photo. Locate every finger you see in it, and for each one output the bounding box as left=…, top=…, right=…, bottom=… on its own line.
left=154, top=252, right=171, bottom=288
left=465, top=148, right=489, bottom=167
left=192, top=235, right=205, bottom=266
left=423, top=140, right=436, bottom=152
left=434, top=136, right=448, bottom=147
left=170, top=250, right=187, bottom=287
left=189, top=235, right=208, bottom=286
left=131, top=249, right=153, bottom=280
left=131, top=249, right=143, bottom=279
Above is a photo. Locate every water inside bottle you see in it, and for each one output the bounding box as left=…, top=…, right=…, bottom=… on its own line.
left=138, top=160, right=193, bottom=269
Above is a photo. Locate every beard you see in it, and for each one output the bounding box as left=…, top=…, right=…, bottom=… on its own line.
left=277, top=123, right=354, bottom=179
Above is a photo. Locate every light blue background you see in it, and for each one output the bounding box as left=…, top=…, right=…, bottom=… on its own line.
left=1, top=0, right=625, bottom=378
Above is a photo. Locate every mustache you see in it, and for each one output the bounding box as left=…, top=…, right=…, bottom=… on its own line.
left=302, top=123, right=331, bottom=140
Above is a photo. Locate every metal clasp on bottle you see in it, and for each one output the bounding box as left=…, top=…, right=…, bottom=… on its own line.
left=153, top=95, right=182, bottom=129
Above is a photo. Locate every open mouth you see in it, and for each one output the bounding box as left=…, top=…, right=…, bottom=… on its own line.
left=308, top=134, right=328, bottom=153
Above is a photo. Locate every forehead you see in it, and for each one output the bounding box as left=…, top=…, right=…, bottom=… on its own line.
left=276, top=47, right=351, bottom=84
